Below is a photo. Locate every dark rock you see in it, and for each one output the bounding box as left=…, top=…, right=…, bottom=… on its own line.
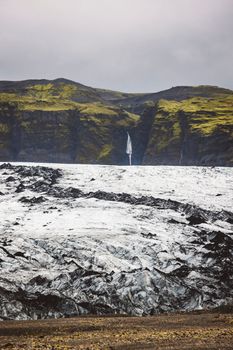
left=30, top=180, right=52, bottom=192
left=0, top=246, right=15, bottom=259
left=66, top=187, right=83, bottom=198
left=15, top=183, right=26, bottom=193
left=19, top=196, right=46, bottom=204
left=168, top=218, right=184, bottom=224
left=14, top=251, right=27, bottom=259
left=1, top=343, right=13, bottom=348
left=141, top=232, right=157, bottom=239
left=187, top=214, right=206, bottom=225
left=6, top=176, right=16, bottom=182
left=169, top=265, right=191, bottom=278
left=29, top=275, right=49, bottom=285
left=226, top=217, right=233, bottom=225
left=0, top=163, right=13, bottom=170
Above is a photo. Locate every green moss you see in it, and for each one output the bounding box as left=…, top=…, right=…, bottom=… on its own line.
left=0, top=93, right=19, bottom=103
left=26, top=83, right=78, bottom=100
left=20, top=121, right=32, bottom=130
left=146, top=109, right=181, bottom=154
left=143, top=100, right=156, bottom=108
left=124, top=111, right=140, bottom=122
left=0, top=123, right=10, bottom=134
left=158, top=95, right=233, bottom=136
left=97, top=144, right=113, bottom=160
left=143, top=93, right=233, bottom=162
left=173, top=121, right=181, bottom=138
left=27, top=83, right=53, bottom=93
left=58, top=84, right=77, bottom=99
left=78, top=102, right=119, bottom=116
left=0, top=92, right=74, bottom=111
left=21, top=101, right=77, bottom=111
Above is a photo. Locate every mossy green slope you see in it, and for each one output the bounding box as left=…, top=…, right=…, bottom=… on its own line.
left=0, top=79, right=139, bottom=164
left=0, top=79, right=232, bottom=165
left=142, top=95, right=233, bottom=165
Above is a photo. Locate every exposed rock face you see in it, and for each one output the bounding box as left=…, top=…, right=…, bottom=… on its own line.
left=137, top=105, right=233, bottom=166
left=0, top=79, right=232, bottom=165
left=0, top=163, right=232, bottom=320
left=0, top=106, right=137, bottom=165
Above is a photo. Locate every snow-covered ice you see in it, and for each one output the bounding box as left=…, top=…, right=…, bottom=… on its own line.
left=0, top=162, right=232, bottom=319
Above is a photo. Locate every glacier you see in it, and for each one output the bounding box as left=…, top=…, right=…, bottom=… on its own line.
left=0, top=162, right=232, bottom=320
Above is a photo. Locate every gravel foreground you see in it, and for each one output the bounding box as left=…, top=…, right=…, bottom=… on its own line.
left=0, top=312, right=233, bottom=350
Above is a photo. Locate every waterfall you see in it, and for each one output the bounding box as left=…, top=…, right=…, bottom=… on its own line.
left=126, top=132, right=132, bottom=165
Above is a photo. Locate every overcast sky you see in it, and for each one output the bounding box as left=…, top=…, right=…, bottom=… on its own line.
left=0, top=0, right=233, bottom=92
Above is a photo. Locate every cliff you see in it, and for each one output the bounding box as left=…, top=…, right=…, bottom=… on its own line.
left=0, top=79, right=232, bottom=165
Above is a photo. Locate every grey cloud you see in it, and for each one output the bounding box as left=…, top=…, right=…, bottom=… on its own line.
left=0, top=0, right=233, bottom=92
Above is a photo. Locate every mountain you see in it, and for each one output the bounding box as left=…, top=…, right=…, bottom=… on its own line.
left=0, top=162, right=232, bottom=319
left=0, top=79, right=232, bottom=165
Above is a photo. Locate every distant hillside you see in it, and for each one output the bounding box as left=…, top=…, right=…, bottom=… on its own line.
left=0, top=79, right=232, bottom=165
left=110, top=85, right=233, bottom=113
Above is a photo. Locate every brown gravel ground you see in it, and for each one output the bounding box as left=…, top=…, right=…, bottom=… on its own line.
left=0, top=312, right=233, bottom=350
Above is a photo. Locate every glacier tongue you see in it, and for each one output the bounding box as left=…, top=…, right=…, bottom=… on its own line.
left=0, top=162, right=232, bottom=320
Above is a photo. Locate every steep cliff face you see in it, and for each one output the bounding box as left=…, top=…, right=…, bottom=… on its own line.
left=0, top=79, right=232, bottom=165
left=0, top=107, right=138, bottom=164
left=139, top=97, right=233, bottom=166
left=0, top=80, right=139, bottom=164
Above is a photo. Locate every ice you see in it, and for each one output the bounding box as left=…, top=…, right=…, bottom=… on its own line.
left=0, top=162, right=232, bottom=319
